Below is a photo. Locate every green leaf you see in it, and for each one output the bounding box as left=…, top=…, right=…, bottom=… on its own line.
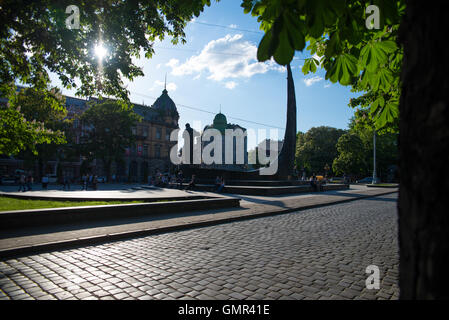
left=273, top=25, right=295, bottom=65
left=257, top=29, right=275, bottom=62
left=326, top=54, right=358, bottom=85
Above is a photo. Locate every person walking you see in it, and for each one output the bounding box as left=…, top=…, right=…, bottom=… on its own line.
left=18, top=174, right=26, bottom=192
left=185, top=174, right=196, bottom=191
left=26, top=174, right=33, bottom=191
left=310, top=174, right=317, bottom=192
left=63, top=174, right=70, bottom=191
left=81, top=174, right=87, bottom=191
left=177, top=170, right=184, bottom=189
left=92, top=175, right=98, bottom=190
left=42, top=175, right=49, bottom=190
left=217, top=177, right=225, bottom=193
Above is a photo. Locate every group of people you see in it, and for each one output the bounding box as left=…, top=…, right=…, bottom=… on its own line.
left=213, top=176, right=226, bottom=193
left=309, top=174, right=327, bottom=192
left=148, top=170, right=178, bottom=188
left=17, top=173, right=34, bottom=192
left=81, top=173, right=98, bottom=191
left=146, top=170, right=225, bottom=193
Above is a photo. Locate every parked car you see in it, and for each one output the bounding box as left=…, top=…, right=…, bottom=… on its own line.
left=47, top=175, right=58, bottom=183
left=1, top=176, right=17, bottom=185
left=330, top=177, right=344, bottom=183
left=356, top=177, right=374, bottom=184
left=96, top=176, right=107, bottom=183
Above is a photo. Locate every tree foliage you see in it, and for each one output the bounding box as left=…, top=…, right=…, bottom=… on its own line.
left=333, top=116, right=398, bottom=178
left=0, top=0, right=211, bottom=156
left=332, top=132, right=367, bottom=176
left=0, top=0, right=212, bottom=100
left=295, top=126, right=346, bottom=175
left=80, top=100, right=142, bottom=179
left=0, top=86, right=67, bottom=156
left=242, top=0, right=405, bottom=131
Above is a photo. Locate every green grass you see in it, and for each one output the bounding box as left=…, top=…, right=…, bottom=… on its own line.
left=0, top=196, right=143, bottom=212
left=367, top=183, right=399, bottom=187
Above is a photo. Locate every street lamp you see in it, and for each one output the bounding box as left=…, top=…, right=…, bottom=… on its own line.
left=372, top=129, right=379, bottom=184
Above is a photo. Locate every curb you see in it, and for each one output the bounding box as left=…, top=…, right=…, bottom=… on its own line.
left=0, top=190, right=398, bottom=259
left=0, top=197, right=240, bottom=230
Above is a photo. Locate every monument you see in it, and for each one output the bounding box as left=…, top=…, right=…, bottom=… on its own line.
left=179, top=63, right=297, bottom=181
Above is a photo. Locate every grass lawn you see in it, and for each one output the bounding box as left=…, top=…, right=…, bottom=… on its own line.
left=0, top=196, right=143, bottom=212
left=366, top=183, right=399, bottom=188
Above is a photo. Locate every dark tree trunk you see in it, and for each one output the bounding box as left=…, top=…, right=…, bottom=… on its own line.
left=398, top=1, right=449, bottom=299
left=276, top=63, right=297, bottom=179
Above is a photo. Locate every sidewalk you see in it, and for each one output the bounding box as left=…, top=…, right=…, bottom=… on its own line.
left=0, top=185, right=398, bottom=258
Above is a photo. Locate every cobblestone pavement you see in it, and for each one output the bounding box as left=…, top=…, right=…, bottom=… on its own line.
left=0, top=194, right=399, bottom=300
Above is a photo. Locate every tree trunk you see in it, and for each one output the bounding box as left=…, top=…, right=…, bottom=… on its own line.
left=398, top=1, right=449, bottom=299
left=276, top=63, right=297, bottom=179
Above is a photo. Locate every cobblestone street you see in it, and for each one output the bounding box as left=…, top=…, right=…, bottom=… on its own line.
left=0, top=193, right=399, bottom=300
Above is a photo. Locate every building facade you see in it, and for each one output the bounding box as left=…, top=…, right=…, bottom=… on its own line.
left=200, top=112, right=248, bottom=170
left=0, top=87, right=179, bottom=183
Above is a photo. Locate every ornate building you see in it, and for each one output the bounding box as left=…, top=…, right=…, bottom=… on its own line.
left=123, top=87, right=179, bottom=181
left=200, top=112, right=248, bottom=170
left=0, top=87, right=179, bottom=183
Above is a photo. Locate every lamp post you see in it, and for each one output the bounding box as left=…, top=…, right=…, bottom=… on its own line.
left=324, top=163, right=330, bottom=179
left=372, top=129, right=379, bottom=184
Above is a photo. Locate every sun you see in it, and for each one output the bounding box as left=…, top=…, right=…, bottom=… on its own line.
left=94, top=43, right=107, bottom=61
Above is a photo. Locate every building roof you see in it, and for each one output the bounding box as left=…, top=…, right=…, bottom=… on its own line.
left=151, top=89, right=179, bottom=118
left=204, top=112, right=246, bottom=134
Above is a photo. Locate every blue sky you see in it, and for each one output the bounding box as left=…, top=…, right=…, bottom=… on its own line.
left=51, top=0, right=359, bottom=149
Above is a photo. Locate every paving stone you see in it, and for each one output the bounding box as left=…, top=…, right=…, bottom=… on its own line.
left=0, top=194, right=398, bottom=302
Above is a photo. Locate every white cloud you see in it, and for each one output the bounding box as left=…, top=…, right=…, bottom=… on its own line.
left=324, top=83, right=331, bottom=88
left=156, top=63, right=162, bottom=69
left=150, top=80, right=177, bottom=92
left=166, top=34, right=284, bottom=83
left=304, top=76, right=324, bottom=87
left=166, top=58, right=180, bottom=69
left=229, top=24, right=238, bottom=29
left=225, top=81, right=237, bottom=89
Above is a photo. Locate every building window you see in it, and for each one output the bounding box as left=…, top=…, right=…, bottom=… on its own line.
left=165, top=130, right=170, bottom=141
left=132, top=127, right=137, bottom=135
left=131, top=144, right=136, bottom=155
left=143, top=127, right=148, bottom=138
left=155, top=145, right=161, bottom=158
left=156, top=128, right=161, bottom=140
left=143, top=144, right=148, bottom=157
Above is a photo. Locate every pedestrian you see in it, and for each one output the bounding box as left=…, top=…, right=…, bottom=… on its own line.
left=93, top=175, right=98, bottom=190
left=185, top=174, right=196, bottom=191
left=63, top=174, right=70, bottom=190
left=216, top=177, right=225, bottom=193
left=177, top=170, right=184, bottom=189
left=42, top=175, right=49, bottom=190
left=18, top=174, right=26, bottom=192
left=88, top=174, right=93, bottom=189
left=214, top=176, right=221, bottom=191
left=81, top=174, right=87, bottom=190
left=26, top=174, right=33, bottom=191
left=310, top=174, right=317, bottom=192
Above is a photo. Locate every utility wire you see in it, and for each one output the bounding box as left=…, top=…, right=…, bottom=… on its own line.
left=191, top=21, right=263, bottom=35
left=153, top=46, right=254, bottom=58
left=129, top=90, right=285, bottom=131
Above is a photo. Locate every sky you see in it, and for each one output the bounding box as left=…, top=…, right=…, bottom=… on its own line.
left=50, top=0, right=360, bottom=150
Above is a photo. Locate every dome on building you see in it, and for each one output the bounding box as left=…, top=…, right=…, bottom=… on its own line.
left=152, top=88, right=178, bottom=118
left=213, top=112, right=227, bottom=126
